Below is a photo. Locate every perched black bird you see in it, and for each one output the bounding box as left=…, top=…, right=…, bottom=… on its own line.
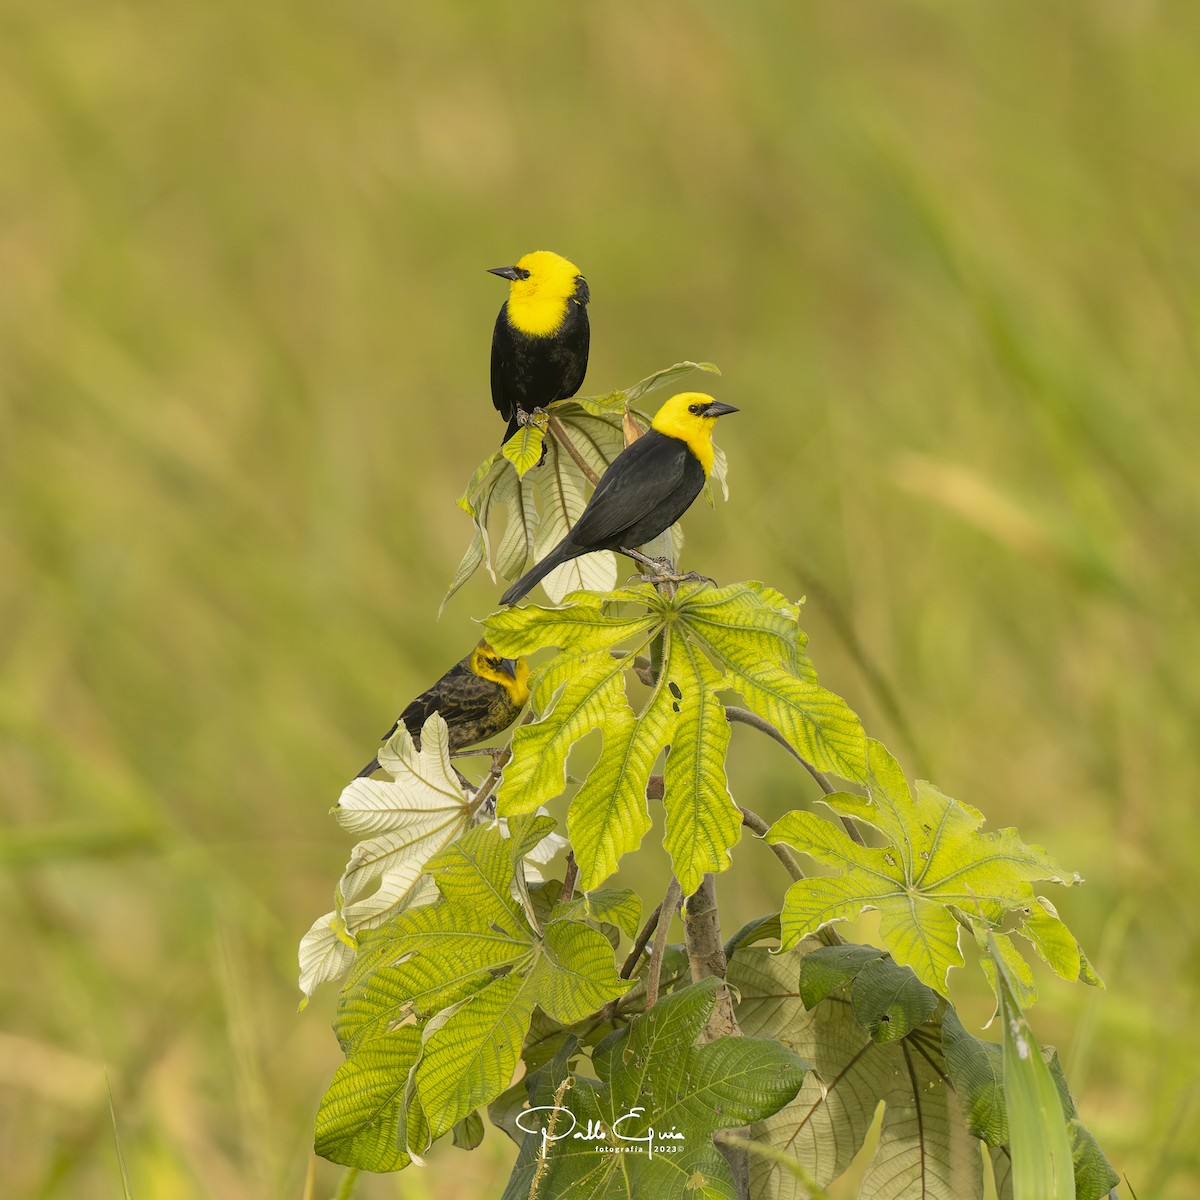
left=355, top=640, right=530, bottom=779
left=499, top=392, right=738, bottom=606
left=489, top=250, right=590, bottom=444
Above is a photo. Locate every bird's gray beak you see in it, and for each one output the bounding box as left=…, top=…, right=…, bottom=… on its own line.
left=488, top=266, right=525, bottom=281
left=498, top=657, right=519, bottom=680
left=703, top=401, right=739, bottom=418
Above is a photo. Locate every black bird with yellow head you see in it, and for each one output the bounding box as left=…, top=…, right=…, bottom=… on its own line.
left=489, top=250, right=590, bottom=445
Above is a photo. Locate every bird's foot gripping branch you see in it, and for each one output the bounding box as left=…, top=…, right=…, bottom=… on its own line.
left=304, top=578, right=1118, bottom=1199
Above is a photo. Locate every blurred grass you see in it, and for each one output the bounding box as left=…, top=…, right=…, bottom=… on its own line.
left=2, top=0, right=1199, bottom=1195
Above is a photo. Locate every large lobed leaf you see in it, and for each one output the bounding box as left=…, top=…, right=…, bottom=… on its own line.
left=313, top=816, right=631, bottom=1171
left=729, top=940, right=1116, bottom=1200
left=501, top=977, right=808, bottom=1200
left=486, top=581, right=865, bottom=895
left=767, top=738, right=1084, bottom=995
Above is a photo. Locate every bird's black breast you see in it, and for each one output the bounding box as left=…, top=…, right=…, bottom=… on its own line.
left=491, top=302, right=590, bottom=424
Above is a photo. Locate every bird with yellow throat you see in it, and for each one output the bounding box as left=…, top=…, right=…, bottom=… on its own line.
left=488, top=250, right=590, bottom=445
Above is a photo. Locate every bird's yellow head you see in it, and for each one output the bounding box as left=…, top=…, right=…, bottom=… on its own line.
left=488, top=250, right=588, bottom=337
left=470, top=639, right=531, bottom=705
left=650, top=392, right=739, bottom=477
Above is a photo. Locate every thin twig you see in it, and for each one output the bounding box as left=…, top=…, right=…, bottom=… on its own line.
left=724, top=706, right=867, bottom=847
left=547, top=415, right=602, bottom=486
left=620, top=901, right=663, bottom=979
left=738, top=805, right=843, bottom=949
left=647, top=877, right=681, bottom=1009
left=739, top=806, right=806, bottom=882
left=724, top=706, right=834, bottom=793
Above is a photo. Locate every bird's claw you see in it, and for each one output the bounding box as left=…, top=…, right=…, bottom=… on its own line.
left=515, top=407, right=549, bottom=428
left=628, top=568, right=715, bottom=589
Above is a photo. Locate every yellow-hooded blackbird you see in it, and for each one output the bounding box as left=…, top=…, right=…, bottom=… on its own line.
left=355, top=639, right=530, bottom=778
left=499, top=391, right=738, bottom=606
left=489, top=250, right=590, bottom=444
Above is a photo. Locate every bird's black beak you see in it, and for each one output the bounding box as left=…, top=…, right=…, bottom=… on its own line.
left=498, top=657, right=519, bottom=680
left=487, top=266, right=528, bottom=281
left=702, top=401, right=739, bottom=418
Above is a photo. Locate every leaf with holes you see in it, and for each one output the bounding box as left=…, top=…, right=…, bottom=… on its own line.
left=487, top=581, right=862, bottom=894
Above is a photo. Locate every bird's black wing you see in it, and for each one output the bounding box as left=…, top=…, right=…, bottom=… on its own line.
left=490, top=306, right=515, bottom=422
left=568, top=431, right=691, bottom=549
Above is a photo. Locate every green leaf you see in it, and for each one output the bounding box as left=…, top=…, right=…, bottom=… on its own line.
left=485, top=589, right=658, bottom=658
left=412, top=917, right=629, bottom=1150
left=414, top=969, right=539, bottom=1148
left=532, top=918, right=632, bottom=1020
left=452, top=1110, right=485, bottom=1151
left=942, top=1006, right=1118, bottom=1200
left=424, top=816, right=550, bottom=935
left=490, top=580, right=865, bottom=891
left=989, top=933, right=1076, bottom=1200
left=1019, top=897, right=1102, bottom=987
left=333, top=900, right=532, bottom=1054
left=569, top=360, right=722, bottom=415
left=491, top=463, right=538, bottom=582
left=849, top=955, right=941, bottom=1043
left=314, top=1027, right=421, bottom=1172
left=662, top=638, right=741, bottom=897
left=623, top=359, right=722, bottom=406
left=545, top=403, right=628, bottom=471
left=675, top=583, right=865, bottom=780
left=732, top=944, right=983, bottom=1199
left=501, top=977, right=806, bottom=1200
left=555, top=888, right=642, bottom=941
left=568, top=634, right=680, bottom=891
left=502, top=420, right=547, bottom=477
left=440, top=528, right=485, bottom=617
left=318, top=816, right=633, bottom=1168
left=941, top=1006, right=1008, bottom=1145
left=980, top=930, right=1038, bottom=1011
left=797, top=944, right=886, bottom=1007
left=497, top=649, right=637, bottom=814
left=769, top=739, right=1081, bottom=994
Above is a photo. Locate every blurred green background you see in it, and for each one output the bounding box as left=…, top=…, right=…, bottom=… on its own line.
left=2, top=1, right=1198, bottom=1196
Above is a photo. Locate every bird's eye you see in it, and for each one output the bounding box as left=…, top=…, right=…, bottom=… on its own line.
left=515, top=267, right=531, bottom=281
left=688, top=404, right=704, bottom=415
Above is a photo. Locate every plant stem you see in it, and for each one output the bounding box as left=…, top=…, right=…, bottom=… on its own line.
left=620, top=901, right=664, bottom=979
left=683, top=875, right=740, bottom=1041
left=738, top=806, right=806, bottom=882
left=547, top=415, right=602, bottom=486
left=724, top=706, right=867, bottom=847
left=647, top=877, right=681, bottom=1009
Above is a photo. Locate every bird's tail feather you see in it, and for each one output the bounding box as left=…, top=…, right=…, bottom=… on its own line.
left=500, top=545, right=573, bottom=606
